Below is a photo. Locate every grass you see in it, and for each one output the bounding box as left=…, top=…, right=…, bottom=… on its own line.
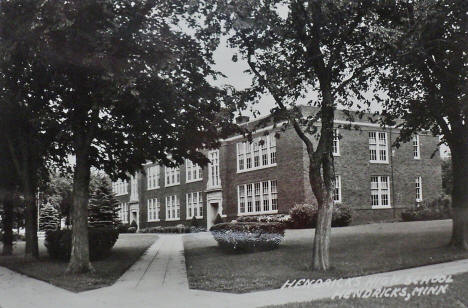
left=183, top=220, right=468, bottom=293
left=262, top=272, right=468, bottom=307
left=0, top=233, right=158, bottom=292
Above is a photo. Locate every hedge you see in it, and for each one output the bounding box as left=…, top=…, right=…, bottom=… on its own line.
left=139, top=224, right=197, bottom=233
left=210, top=222, right=286, bottom=251
left=45, top=228, right=119, bottom=261
left=289, top=203, right=353, bottom=228
left=401, top=197, right=451, bottom=222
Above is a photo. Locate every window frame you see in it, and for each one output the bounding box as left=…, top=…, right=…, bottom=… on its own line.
left=185, top=160, right=203, bottom=183
left=237, top=135, right=277, bottom=173
left=371, top=176, right=391, bottom=209
left=186, top=191, right=203, bottom=219
left=165, top=195, right=180, bottom=221
left=147, top=198, right=160, bottom=222
left=413, top=135, right=421, bottom=159
left=333, top=129, right=340, bottom=156
left=165, top=166, right=180, bottom=187
left=208, top=150, right=220, bottom=188
left=334, top=175, right=342, bottom=203
left=237, top=180, right=278, bottom=215
left=147, top=165, right=160, bottom=190
left=369, top=131, right=389, bottom=164
left=415, top=176, right=423, bottom=202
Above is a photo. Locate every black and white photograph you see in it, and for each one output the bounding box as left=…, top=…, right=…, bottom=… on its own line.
left=0, top=1, right=466, bottom=307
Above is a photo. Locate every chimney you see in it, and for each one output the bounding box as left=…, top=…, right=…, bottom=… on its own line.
left=236, top=115, right=250, bottom=124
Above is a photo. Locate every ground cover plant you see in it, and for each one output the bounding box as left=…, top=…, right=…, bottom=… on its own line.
left=184, top=220, right=468, bottom=293
left=0, top=233, right=158, bottom=292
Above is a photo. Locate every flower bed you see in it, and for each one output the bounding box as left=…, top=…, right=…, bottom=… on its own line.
left=210, top=222, right=286, bottom=251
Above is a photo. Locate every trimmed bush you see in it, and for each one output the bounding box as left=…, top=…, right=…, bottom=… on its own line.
left=332, top=203, right=352, bottom=227
left=127, top=227, right=137, bottom=233
left=130, top=220, right=138, bottom=229
left=138, top=225, right=192, bottom=233
left=191, top=216, right=199, bottom=228
left=235, top=214, right=292, bottom=226
left=289, top=203, right=317, bottom=228
left=45, top=228, right=119, bottom=261
left=210, top=222, right=286, bottom=251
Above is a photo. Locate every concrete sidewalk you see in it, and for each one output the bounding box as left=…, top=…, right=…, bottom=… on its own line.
left=1, top=233, right=468, bottom=308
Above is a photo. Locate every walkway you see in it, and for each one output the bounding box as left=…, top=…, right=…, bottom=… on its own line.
left=1, top=233, right=468, bottom=308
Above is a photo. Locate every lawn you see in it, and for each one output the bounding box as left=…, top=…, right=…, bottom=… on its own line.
left=183, top=220, right=468, bottom=293
left=0, top=233, right=158, bottom=292
left=262, top=272, right=468, bottom=308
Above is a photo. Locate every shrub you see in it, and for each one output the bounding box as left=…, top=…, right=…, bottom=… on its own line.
left=289, top=203, right=317, bottom=228
left=39, top=203, right=60, bottom=232
left=130, top=220, right=138, bottom=229
left=127, top=226, right=137, bottom=233
left=117, top=223, right=130, bottom=233
left=235, top=214, right=292, bottom=225
left=401, top=197, right=451, bottom=222
left=332, top=203, right=352, bottom=227
left=213, top=213, right=224, bottom=225
left=191, top=216, right=199, bottom=228
left=45, top=228, right=119, bottom=261
left=210, top=222, right=285, bottom=251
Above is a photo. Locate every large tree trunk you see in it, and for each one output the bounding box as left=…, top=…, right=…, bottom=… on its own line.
left=23, top=185, right=39, bottom=258
left=449, top=141, right=468, bottom=250
left=66, top=146, right=94, bottom=274
left=309, top=158, right=335, bottom=271
left=2, top=191, right=14, bottom=256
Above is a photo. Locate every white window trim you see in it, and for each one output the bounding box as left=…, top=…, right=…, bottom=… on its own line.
left=333, top=129, right=340, bottom=157
left=130, top=175, right=138, bottom=202
left=369, top=131, right=389, bottom=164
left=147, top=198, right=160, bottom=222
left=237, top=135, right=277, bottom=173
left=147, top=166, right=160, bottom=190
left=334, top=175, right=342, bottom=203
left=113, top=180, right=128, bottom=196
left=207, top=150, right=221, bottom=189
left=237, top=180, right=278, bottom=216
left=185, top=160, right=203, bottom=183
left=416, top=176, right=423, bottom=202
left=165, top=166, right=180, bottom=187
left=165, top=195, right=180, bottom=221
left=186, top=192, right=203, bottom=219
left=371, top=176, right=391, bottom=209
left=119, top=202, right=129, bottom=223
left=413, top=135, right=421, bottom=160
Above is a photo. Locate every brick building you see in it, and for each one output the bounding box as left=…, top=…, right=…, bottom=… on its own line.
left=112, top=107, right=443, bottom=230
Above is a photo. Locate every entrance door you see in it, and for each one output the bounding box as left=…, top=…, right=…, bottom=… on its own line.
left=207, top=201, right=221, bottom=229
left=130, top=209, right=139, bottom=230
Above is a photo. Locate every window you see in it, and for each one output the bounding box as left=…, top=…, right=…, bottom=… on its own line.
left=165, top=166, right=180, bottom=187
left=119, top=202, right=128, bottom=223
left=413, top=135, right=420, bottom=159
left=237, top=135, right=277, bottom=172
left=130, top=175, right=138, bottom=201
left=186, top=192, right=203, bottom=219
left=186, top=160, right=202, bottom=183
left=147, top=198, right=160, bottom=222
left=333, top=129, right=340, bottom=156
left=112, top=180, right=128, bottom=196
left=334, top=175, right=342, bottom=203
left=208, top=150, right=220, bottom=188
left=166, top=195, right=180, bottom=220
left=369, top=132, right=388, bottom=163
left=415, top=177, right=423, bottom=202
left=371, top=176, right=391, bottom=208
left=237, top=180, right=278, bottom=215
left=147, top=166, right=160, bottom=190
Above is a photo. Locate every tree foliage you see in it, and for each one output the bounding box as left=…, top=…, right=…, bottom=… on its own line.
left=88, top=178, right=120, bottom=229
left=39, top=202, right=60, bottom=232
left=373, top=0, right=468, bottom=249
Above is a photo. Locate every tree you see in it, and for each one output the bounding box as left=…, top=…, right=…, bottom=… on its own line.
left=0, top=0, right=65, bottom=258
left=374, top=0, right=468, bottom=249
left=2, top=0, right=231, bottom=273
left=88, top=178, right=120, bottom=229
left=441, top=159, right=453, bottom=197
left=39, top=202, right=60, bottom=232
left=209, top=0, right=383, bottom=270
